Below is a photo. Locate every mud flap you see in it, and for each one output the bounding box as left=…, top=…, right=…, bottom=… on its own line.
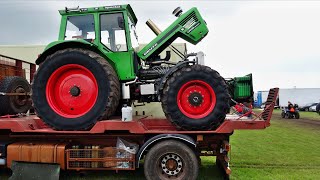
left=9, top=161, right=60, bottom=180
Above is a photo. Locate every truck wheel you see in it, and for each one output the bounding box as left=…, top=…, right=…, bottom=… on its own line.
left=144, top=140, right=199, bottom=180
left=32, top=48, right=120, bottom=130
left=0, top=76, right=31, bottom=115
left=161, top=65, right=230, bottom=130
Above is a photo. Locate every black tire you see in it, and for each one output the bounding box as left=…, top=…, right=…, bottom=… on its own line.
left=32, top=48, right=120, bottom=130
left=295, top=112, right=300, bottom=119
left=281, top=112, right=285, bottom=118
left=161, top=65, right=230, bottom=130
left=0, top=76, right=31, bottom=115
left=284, top=113, right=289, bottom=119
left=316, top=104, right=320, bottom=115
left=144, top=140, right=199, bottom=180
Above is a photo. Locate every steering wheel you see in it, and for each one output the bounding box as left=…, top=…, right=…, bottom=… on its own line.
left=116, top=44, right=121, bottom=51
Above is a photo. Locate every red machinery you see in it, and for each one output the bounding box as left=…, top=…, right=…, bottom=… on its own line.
left=0, top=88, right=278, bottom=180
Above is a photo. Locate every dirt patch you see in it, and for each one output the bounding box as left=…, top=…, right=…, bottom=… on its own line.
left=273, top=114, right=320, bottom=127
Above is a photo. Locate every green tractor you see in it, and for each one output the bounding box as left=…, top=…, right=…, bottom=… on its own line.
left=32, top=5, right=230, bottom=130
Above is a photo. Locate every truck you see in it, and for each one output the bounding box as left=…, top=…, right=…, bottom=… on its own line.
left=0, top=54, right=35, bottom=116
left=0, top=4, right=277, bottom=180
left=255, top=88, right=320, bottom=108
left=0, top=88, right=279, bottom=180
left=278, top=88, right=320, bottom=107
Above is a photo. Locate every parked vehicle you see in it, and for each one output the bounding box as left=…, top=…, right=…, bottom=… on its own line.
left=316, top=103, right=320, bottom=114
left=281, top=104, right=300, bottom=119
left=299, top=102, right=318, bottom=111
left=309, top=104, right=318, bottom=112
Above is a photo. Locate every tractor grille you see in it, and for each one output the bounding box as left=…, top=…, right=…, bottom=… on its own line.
left=179, top=11, right=198, bottom=28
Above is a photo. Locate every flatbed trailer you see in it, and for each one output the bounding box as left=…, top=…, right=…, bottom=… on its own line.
left=0, top=88, right=278, bottom=180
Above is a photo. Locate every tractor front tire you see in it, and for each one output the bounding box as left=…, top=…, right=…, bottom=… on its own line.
left=161, top=65, right=230, bottom=130
left=0, top=76, right=31, bottom=115
left=32, top=48, right=120, bottom=130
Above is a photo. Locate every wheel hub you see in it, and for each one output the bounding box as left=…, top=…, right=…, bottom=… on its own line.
left=70, top=86, right=81, bottom=97
left=13, top=87, right=28, bottom=106
left=188, top=92, right=203, bottom=106
left=161, top=154, right=183, bottom=176
left=177, top=80, right=216, bottom=119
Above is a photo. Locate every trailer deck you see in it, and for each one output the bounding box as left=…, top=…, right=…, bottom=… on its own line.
left=0, top=115, right=271, bottom=135
left=0, top=88, right=278, bottom=135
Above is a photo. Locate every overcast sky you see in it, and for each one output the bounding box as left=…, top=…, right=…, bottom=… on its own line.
left=0, top=0, right=319, bottom=91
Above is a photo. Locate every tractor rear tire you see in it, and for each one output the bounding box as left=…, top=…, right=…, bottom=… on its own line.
left=161, top=65, right=230, bottom=130
left=0, top=76, right=31, bottom=115
left=32, top=48, right=120, bottom=130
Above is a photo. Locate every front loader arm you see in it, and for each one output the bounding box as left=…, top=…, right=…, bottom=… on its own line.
left=137, top=7, right=209, bottom=61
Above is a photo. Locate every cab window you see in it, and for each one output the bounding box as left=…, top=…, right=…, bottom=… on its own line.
left=65, top=15, right=95, bottom=41
left=100, top=13, right=128, bottom=52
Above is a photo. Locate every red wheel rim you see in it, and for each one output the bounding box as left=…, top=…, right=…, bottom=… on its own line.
left=46, top=64, right=98, bottom=118
left=177, top=80, right=216, bottom=119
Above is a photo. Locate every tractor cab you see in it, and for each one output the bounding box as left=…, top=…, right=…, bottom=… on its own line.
left=54, top=4, right=140, bottom=81
left=59, top=5, right=138, bottom=52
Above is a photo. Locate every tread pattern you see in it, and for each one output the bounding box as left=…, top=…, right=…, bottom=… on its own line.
left=85, top=49, right=120, bottom=119
left=0, top=76, right=31, bottom=115
left=144, top=140, right=199, bottom=180
left=161, top=65, right=230, bottom=130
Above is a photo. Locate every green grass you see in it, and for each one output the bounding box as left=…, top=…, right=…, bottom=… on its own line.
left=1, top=113, right=320, bottom=179
left=273, top=109, right=320, bottom=121
left=230, top=117, right=320, bottom=179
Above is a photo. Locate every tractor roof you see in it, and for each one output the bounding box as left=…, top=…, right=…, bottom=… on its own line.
left=59, top=4, right=137, bottom=24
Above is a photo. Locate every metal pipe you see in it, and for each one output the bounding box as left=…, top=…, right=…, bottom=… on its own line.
left=148, top=61, right=177, bottom=65
left=125, top=76, right=138, bottom=85
left=146, top=20, right=186, bottom=59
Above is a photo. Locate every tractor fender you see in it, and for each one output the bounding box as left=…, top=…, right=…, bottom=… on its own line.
left=136, top=134, right=196, bottom=168
left=36, top=40, right=112, bottom=66
left=157, top=61, right=193, bottom=95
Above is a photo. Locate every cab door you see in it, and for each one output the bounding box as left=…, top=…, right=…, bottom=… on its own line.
left=97, top=12, right=136, bottom=81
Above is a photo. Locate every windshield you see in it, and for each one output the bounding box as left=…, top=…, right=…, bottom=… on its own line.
left=65, top=15, right=95, bottom=41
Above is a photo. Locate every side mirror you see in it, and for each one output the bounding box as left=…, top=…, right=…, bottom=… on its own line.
left=118, top=17, right=124, bottom=29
